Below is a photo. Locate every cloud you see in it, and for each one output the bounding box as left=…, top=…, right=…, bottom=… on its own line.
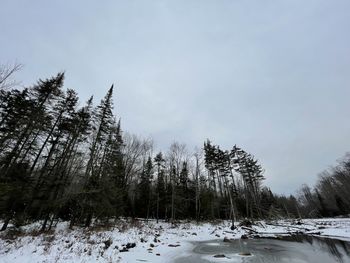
left=1, top=0, right=350, bottom=194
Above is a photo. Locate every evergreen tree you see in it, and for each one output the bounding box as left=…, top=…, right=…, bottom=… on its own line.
left=154, top=152, right=166, bottom=221
left=81, top=85, right=115, bottom=227
left=137, top=156, right=153, bottom=218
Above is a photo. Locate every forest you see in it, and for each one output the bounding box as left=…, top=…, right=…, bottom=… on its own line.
left=0, top=65, right=349, bottom=232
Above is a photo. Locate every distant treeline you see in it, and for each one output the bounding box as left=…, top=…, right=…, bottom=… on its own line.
left=0, top=67, right=348, bottom=231
left=295, top=154, right=350, bottom=218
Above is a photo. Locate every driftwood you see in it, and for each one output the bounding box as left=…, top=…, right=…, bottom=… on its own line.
left=241, top=226, right=259, bottom=233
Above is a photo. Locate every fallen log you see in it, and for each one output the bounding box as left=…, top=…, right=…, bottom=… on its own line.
left=265, top=223, right=312, bottom=232
left=241, top=226, right=259, bottom=233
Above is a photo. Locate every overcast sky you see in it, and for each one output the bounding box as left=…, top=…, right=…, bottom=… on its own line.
left=2, top=0, right=350, bottom=194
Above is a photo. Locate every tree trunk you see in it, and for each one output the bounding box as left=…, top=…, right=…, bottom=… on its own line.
left=0, top=217, right=11, bottom=231
left=156, top=193, right=159, bottom=223
left=171, top=183, right=175, bottom=223
left=30, top=112, right=63, bottom=175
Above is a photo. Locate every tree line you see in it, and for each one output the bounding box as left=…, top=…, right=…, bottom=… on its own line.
left=0, top=71, right=269, bottom=231
left=294, top=154, right=350, bottom=218
left=0, top=68, right=349, bottom=231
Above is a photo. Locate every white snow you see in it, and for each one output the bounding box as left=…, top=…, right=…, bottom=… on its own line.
left=1, top=218, right=350, bottom=263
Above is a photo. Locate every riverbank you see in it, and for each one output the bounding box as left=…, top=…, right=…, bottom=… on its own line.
left=1, top=218, right=350, bottom=262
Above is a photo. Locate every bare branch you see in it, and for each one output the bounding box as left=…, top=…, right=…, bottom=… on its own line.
left=0, top=62, right=23, bottom=90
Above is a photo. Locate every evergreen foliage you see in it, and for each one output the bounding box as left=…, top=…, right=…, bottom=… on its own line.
left=1, top=72, right=349, bottom=231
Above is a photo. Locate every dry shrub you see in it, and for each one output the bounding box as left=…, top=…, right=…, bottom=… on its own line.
left=129, top=218, right=143, bottom=229
left=2, top=229, right=24, bottom=240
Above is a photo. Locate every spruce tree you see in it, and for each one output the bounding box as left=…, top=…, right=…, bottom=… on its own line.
left=154, top=152, right=166, bottom=221
left=82, top=85, right=115, bottom=227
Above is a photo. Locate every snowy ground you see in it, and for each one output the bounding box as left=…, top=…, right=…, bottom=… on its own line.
left=1, top=218, right=350, bottom=263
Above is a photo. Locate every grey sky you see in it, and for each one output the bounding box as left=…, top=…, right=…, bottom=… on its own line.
left=2, top=0, right=350, bottom=194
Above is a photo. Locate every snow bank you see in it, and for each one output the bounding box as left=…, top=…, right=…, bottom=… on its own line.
left=1, top=218, right=350, bottom=262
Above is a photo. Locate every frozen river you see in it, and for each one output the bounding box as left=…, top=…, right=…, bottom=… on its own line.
left=175, top=235, right=350, bottom=263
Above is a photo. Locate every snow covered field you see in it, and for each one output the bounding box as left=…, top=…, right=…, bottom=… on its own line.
left=1, top=218, right=350, bottom=263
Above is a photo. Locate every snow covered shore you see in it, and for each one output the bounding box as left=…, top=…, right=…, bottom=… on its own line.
left=1, top=218, right=350, bottom=263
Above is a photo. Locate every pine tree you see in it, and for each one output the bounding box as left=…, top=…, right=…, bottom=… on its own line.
left=137, top=157, right=153, bottom=219
left=2, top=73, right=64, bottom=176
left=0, top=73, right=64, bottom=231
left=154, top=152, right=166, bottom=222
left=99, top=120, right=125, bottom=220
left=33, top=89, right=80, bottom=231
left=81, top=85, right=115, bottom=227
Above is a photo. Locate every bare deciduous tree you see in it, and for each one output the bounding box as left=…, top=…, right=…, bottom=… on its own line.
left=0, top=62, right=22, bottom=90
